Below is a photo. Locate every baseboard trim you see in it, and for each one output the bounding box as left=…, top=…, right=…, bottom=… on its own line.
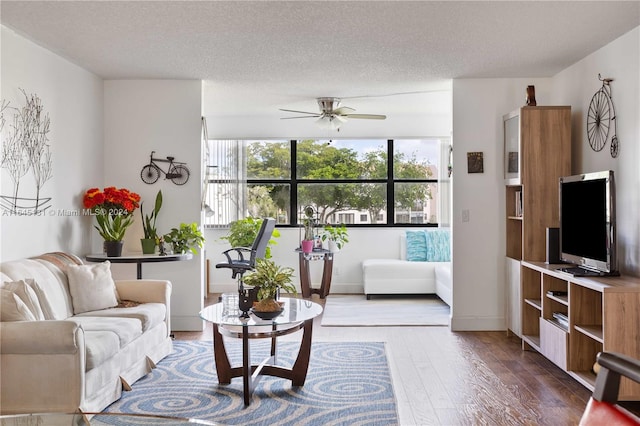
left=209, top=283, right=365, bottom=296
left=450, top=315, right=506, bottom=331
left=171, top=316, right=205, bottom=332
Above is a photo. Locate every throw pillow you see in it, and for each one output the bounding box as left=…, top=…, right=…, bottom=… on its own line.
left=0, top=289, right=37, bottom=321
left=425, top=229, right=451, bottom=262
left=22, top=278, right=57, bottom=320
left=1, top=279, right=45, bottom=320
left=406, top=230, right=427, bottom=261
left=67, top=261, right=119, bottom=314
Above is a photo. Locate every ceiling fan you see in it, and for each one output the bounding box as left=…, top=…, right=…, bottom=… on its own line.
left=280, top=97, right=386, bottom=130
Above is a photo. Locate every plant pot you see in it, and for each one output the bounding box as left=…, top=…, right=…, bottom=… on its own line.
left=140, top=238, right=156, bottom=254
left=301, top=239, right=314, bottom=253
left=104, top=240, right=124, bottom=257
left=251, top=308, right=283, bottom=320
left=328, top=240, right=340, bottom=253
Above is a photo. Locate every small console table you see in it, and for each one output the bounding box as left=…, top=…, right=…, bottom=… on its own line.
left=296, top=248, right=334, bottom=299
left=85, top=253, right=192, bottom=279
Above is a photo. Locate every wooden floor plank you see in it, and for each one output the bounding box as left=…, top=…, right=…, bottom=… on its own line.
left=175, top=295, right=598, bottom=425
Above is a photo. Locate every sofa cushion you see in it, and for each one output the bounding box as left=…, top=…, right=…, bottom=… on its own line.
left=1, top=279, right=45, bottom=320
left=69, top=316, right=142, bottom=348
left=425, top=229, right=451, bottom=262
left=67, top=261, right=119, bottom=314
left=83, top=330, right=121, bottom=370
left=0, top=289, right=37, bottom=321
left=75, top=303, right=166, bottom=332
left=405, top=230, right=427, bottom=261
left=0, top=259, right=74, bottom=319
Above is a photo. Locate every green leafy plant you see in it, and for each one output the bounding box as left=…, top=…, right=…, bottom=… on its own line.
left=164, top=222, right=205, bottom=255
left=243, top=258, right=296, bottom=303
left=321, top=224, right=349, bottom=249
left=140, top=190, right=163, bottom=239
left=220, top=217, right=280, bottom=259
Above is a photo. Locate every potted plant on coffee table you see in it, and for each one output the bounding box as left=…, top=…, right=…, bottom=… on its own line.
left=242, top=258, right=296, bottom=319
left=139, top=190, right=162, bottom=254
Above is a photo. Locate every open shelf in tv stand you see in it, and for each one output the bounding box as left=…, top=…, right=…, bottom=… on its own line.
left=520, top=260, right=640, bottom=400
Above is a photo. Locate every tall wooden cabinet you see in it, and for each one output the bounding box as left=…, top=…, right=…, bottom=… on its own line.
left=503, top=106, right=572, bottom=337
left=504, top=106, right=640, bottom=399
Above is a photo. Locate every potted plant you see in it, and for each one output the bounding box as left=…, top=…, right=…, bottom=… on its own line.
left=321, top=223, right=349, bottom=252
left=220, top=217, right=280, bottom=259
left=300, top=205, right=316, bottom=253
left=139, top=190, right=162, bottom=254
left=243, top=258, right=296, bottom=317
left=83, top=187, right=141, bottom=257
left=164, top=222, right=205, bottom=255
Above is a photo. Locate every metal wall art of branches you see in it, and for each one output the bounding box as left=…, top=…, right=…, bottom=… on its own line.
left=0, top=89, right=53, bottom=214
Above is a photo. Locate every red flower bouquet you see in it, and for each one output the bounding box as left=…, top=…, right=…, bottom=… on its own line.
left=83, top=187, right=141, bottom=241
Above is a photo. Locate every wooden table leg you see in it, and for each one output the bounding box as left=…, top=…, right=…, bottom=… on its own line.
left=299, top=253, right=312, bottom=298
left=291, top=319, right=314, bottom=385
left=212, top=324, right=232, bottom=384
left=242, top=327, right=252, bottom=406
left=319, top=254, right=334, bottom=298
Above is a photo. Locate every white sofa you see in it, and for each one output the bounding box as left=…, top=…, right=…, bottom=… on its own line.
left=0, top=252, right=173, bottom=415
left=362, top=231, right=452, bottom=305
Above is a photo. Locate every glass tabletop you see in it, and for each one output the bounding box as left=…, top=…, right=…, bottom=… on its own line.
left=199, top=297, right=322, bottom=327
left=0, top=412, right=217, bottom=425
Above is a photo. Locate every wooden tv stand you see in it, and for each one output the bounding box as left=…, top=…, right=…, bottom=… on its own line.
left=521, top=261, right=640, bottom=400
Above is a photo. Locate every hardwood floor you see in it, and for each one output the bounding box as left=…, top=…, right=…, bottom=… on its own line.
left=175, top=295, right=595, bottom=425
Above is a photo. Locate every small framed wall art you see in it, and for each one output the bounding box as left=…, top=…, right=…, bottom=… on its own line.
left=467, top=151, right=484, bottom=173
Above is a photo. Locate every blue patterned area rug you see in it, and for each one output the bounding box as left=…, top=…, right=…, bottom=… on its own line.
left=102, top=340, right=398, bottom=426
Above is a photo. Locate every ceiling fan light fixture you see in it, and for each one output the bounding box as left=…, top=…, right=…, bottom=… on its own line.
left=316, top=115, right=345, bottom=130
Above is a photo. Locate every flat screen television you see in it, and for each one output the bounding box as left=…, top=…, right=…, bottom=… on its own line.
left=559, top=170, right=617, bottom=276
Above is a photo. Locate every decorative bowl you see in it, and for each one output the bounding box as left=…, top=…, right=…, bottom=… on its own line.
left=250, top=308, right=283, bottom=320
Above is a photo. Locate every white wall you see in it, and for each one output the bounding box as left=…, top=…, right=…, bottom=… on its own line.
left=551, top=27, right=639, bottom=276
left=450, top=78, right=553, bottom=331
left=103, top=80, right=204, bottom=331
left=448, top=24, right=640, bottom=331
left=0, top=26, right=103, bottom=261
left=208, top=227, right=419, bottom=295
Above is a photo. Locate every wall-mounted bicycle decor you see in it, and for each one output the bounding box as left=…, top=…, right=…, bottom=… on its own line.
left=587, top=74, right=619, bottom=158
left=140, top=151, right=190, bottom=185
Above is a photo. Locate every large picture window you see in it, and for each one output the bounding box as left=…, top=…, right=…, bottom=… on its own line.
left=204, top=138, right=449, bottom=227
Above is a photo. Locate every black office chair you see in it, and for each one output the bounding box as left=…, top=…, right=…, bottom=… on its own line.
left=216, top=217, right=276, bottom=316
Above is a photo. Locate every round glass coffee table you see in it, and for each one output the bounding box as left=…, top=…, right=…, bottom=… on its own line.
left=199, top=297, right=323, bottom=406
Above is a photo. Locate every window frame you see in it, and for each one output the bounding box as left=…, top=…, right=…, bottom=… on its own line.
left=239, top=139, right=442, bottom=228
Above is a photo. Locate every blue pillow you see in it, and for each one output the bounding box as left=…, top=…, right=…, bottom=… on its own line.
left=425, top=229, right=450, bottom=262
left=405, top=230, right=427, bottom=261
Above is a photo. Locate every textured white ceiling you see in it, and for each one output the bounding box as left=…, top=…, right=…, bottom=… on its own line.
left=2, top=1, right=639, bottom=117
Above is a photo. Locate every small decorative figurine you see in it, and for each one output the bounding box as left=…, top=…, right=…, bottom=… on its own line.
left=526, top=85, right=537, bottom=106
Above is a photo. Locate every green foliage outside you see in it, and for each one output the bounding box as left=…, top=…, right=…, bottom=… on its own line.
left=244, top=140, right=434, bottom=224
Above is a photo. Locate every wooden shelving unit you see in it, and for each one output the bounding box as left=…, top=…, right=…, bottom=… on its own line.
left=503, top=106, right=571, bottom=337
left=522, top=261, right=640, bottom=400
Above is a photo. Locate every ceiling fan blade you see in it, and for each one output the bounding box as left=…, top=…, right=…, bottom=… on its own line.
left=280, top=115, right=321, bottom=120
left=279, top=108, right=321, bottom=116
left=333, top=106, right=356, bottom=115
left=343, top=114, right=387, bottom=120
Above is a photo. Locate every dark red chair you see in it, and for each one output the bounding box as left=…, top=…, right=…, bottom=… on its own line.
left=579, top=352, right=640, bottom=425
